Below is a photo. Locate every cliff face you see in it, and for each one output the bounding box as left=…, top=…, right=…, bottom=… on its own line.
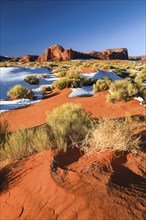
left=1, top=45, right=131, bottom=62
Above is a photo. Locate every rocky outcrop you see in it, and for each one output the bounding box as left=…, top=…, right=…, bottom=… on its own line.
left=19, top=55, right=38, bottom=62
left=87, top=51, right=104, bottom=59
left=44, top=46, right=129, bottom=61
left=45, top=45, right=65, bottom=61
left=102, top=48, right=128, bottom=60
left=45, top=45, right=91, bottom=61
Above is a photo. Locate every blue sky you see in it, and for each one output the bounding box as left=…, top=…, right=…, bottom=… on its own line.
left=1, top=0, right=145, bottom=57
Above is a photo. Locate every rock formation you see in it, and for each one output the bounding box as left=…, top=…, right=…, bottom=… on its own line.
left=2, top=45, right=144, bottom=62
left=44, top=46, right=129, bottom=61
left=102, top=48, right=128, bottom=60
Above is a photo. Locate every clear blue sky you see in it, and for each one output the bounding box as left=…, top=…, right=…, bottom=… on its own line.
left=1, top=0, right=145, bottom=57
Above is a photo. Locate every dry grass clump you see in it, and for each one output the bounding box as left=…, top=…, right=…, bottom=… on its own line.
left=83, top=118, right=140, bottom=154
left=46, top=103, right=91, bottom=151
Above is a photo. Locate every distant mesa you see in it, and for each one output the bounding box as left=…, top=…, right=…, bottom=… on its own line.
left=0, top=45, right=145, bottom=62
left=0, top=55, right=13, bottom=62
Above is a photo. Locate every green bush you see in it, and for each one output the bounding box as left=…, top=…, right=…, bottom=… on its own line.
left=93, top=77, right=112, bottom=93
left=24, top=75, right=39, bottom=84
left=107, top=78, right=143, bottom=102
left=0, top=127, right=50, bottom=161
left=46, top=103, right=92, bottom=151
left=7, top=84, right=34, bottom=99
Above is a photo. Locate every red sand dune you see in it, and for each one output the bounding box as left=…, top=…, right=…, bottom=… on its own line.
left=0, top=89, right=146, bottom=132
left=0, top=148, right=146, bottom=220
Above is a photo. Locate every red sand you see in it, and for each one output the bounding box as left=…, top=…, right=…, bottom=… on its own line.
left=1, top=149, right=146, bottom=220
left=0, top=89, right=146, bottom=132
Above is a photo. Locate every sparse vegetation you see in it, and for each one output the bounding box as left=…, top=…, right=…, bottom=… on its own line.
left=24, top=75, right=39, bottom=84
left=7, top=84, right=34, bottom=99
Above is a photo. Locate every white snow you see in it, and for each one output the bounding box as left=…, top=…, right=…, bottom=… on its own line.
left=0, top=67, right=59, bottom=113
left=69, top=70, right=122, bottom=98
left=69, top=86, right=93, bottom=98
left=83, top=70, right=122, bottom=81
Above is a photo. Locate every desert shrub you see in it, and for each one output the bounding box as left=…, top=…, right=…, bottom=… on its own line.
left=46, top=103, right=92, bottom=151
left=112, top=68, right=127, bottom=78
left=66, top=71, right=83, bottom=80
left=129, top=71, right=137, bottom=78
left=47, top=62, right=57, bottom=68
left=0, top=120, right=8, bottom=149
left=82, top=118, right=140, bottom=154
left=7, top=84, right=34, bottom=99
left=24, top=75, right=39, bottom=84
left=82, top=78, right=97, bottom=86
left=39, top=85, right=52, bottom=93
left=93, top=77, right=112, bottom=93
left=57, top=71, right=67, bottom=77
left=141, top=90, right=146, bottom=103
left=52, top=78, right=83, bottom=90
left=100, top=64, right=109, bottom=70
left=107, top=79, right=142, bottom=102
left=0, top=126, right=50, bottom=161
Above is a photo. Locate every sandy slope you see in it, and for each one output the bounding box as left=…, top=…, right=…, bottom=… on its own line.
left=0, top=89, right=146, bottom=132
left=0, top=148, right=146, bottom=220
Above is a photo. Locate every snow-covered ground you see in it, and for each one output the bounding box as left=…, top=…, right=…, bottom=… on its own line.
left=83, top=70, right=122, bottom=81
left=69, top=86, right=93, bottom=98
left=0, top=67, right=58, bottom=112
left=69, top=70, right=122, bottom=98
left=0, top=67, right=145, bottom=112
